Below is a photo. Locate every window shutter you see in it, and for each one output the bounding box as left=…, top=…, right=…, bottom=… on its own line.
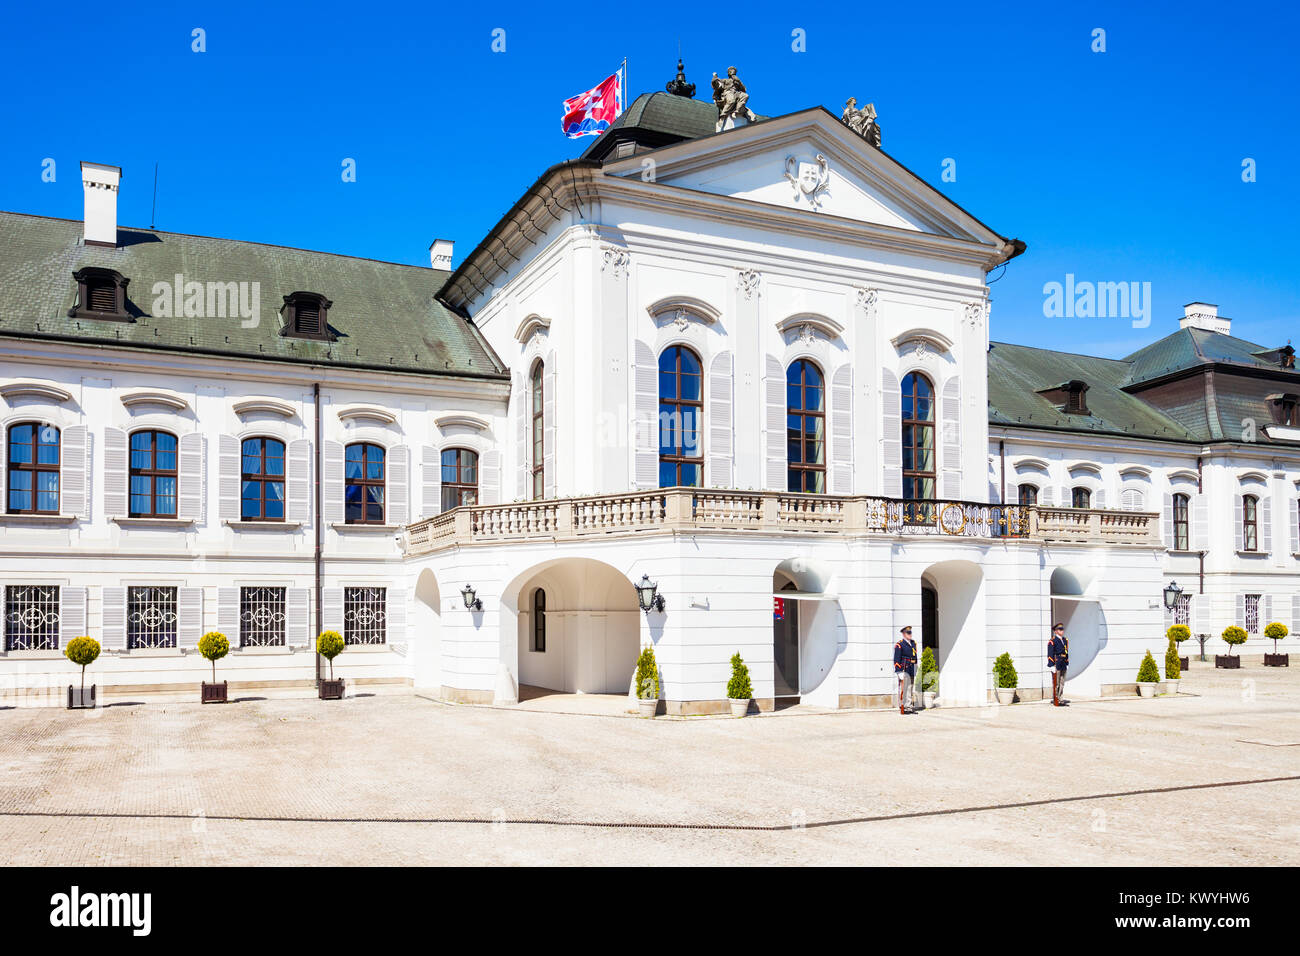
left=323, top=588, right=344, bottom=634
left=633, top=340, right=658, bottom=490
left=480, top=450, right=501, bottom=505
left=1262, top=594, right=1273, bottom=629
left=287, top=588, right=311, bottom=646
left=1060, top=486, right=1072, bottom=508
left=1260, top=496, right=1272, bottom=555
left=880, top=368, right=902, bottom=497
left=1293, top=593, right=1300, bottom=636
left=1162, top=493, right=1174, bottom=548
left=388, top=444, right=410, bottom=526
left=322, top=440, right=344, bottom=524
left=543, top=351, right=556, bottom=498
left=940, top=375, right=960, bottom=499
left=387, top=587, right=406, bottom=645
left=59, top=587, right=87, bottom=650
left=1235, top=593, right=1246, bottom=629
left=1234, top=495, right=1245, bottom=551
left=103, top=427, right=128, bottom=518
left=102, top=586, right=126, bottom=650
left=178, top=587, right=203, bottom=648
left=1094, top=488, right=1107, bottom=510
left=1188, top=592, right=1205, bottom=634
left=764, top=355, right=785, bottom=491
left=514, top=371, right=528, bottom=500
left=1290, top=497, right=1299, bottom=554
left=1191, top=493, right=1210, bottom=552
left=287, top=438, right=311, bottom=524
left=831, top=365, right=853, bottom=495
left=59, top=425, right=89, bottom=518
left=421, top=445, right=441, bottom=517
left=1040, top=486, right=1054, bottom=507
left=178, top=433, right=206, bottom=523
left=218, top=434, right=240, bottom=522
left=708, top=351, right=734, bottom=488
left=217, top=587, right=239, bottom=643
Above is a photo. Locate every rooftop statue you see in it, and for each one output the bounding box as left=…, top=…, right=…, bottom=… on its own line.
left=712, top=66, right=757, bottom=132
left=841, top=97, right=881, bottom=147
left=666, top=58, right=695, bottom=98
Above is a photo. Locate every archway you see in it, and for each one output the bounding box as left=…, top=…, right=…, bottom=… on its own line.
left=1049, top=565, right=1106, bottom=698
left=919, top=560, right=985, bottom=706
left=772, top=557, right=843, bottom=708
left=412, top=568, right=441, bottom=691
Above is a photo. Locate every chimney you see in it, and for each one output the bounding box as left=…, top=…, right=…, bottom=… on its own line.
left=81, top=161, right=122, bottom=247
left=429, top=239, right=454, bottom=270
left=1179, top=302, right=1231, bottom=336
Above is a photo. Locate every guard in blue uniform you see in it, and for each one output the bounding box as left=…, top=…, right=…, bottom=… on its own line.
left=894, top=625, right=918, bottom=714
left=1048, top=622, right=1069, bottom=706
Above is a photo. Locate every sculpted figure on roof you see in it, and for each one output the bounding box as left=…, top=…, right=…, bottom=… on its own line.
left=841, top=97, right=881, bottom=147
left=712, top=66, right=757, bottom=132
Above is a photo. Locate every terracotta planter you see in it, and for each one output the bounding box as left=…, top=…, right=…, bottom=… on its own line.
left=1137, top=682, right=1157, bottom=698
left=729, top=698, right=750, bottom=718
left=1264, top=654, right=1289, bottom=667
left=995, top=687, right=1015, bottom=705
left=1215, top=655, right=1240, bottom=669
left=637, top=698, right=657, bottom=718
left=67, top=684, right=96, bottom=710
left=201, top=680, right=227, bottom=704
left=318, top=678, right=345, bottom=700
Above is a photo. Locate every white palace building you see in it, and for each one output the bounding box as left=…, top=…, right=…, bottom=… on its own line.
left=3, top=78, right=1298, bottom=712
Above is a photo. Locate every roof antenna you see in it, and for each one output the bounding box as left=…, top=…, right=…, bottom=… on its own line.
left=150, top=162, right=159, bottom=230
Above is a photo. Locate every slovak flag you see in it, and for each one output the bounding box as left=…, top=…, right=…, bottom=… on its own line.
left=561, top=68, right=624, bottom=139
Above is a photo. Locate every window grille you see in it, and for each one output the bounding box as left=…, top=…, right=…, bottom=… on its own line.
left=127, top=586, right=178, bottom=649
left=1245, top=594, right=1261, bottom=634
left=4, top=585, right=60, bottom=651
left=1173, top=594, right=1190, bottom=626
left=240, top=587, right=286, bottom=647
left=344, top=587, right=387, bottom=645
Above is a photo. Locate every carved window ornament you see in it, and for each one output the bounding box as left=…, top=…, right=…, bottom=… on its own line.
left=963, top=300, right=987, bottom=328
left=737, top=269, right=761, bottom=300
left=776, top=313, right=844, bottom=343
left=855, top=287, right=879, bottom=314
left=68, top=267, right=130, bottom=321
left=890, top=328, right=953, bottom=355
left=0, top=380, right=74, bottom=404
left=513, top=313, right=552, bottom=345
left=601, top=246, right=631, bottom=277
left=646, top=296, right=721, bottom=330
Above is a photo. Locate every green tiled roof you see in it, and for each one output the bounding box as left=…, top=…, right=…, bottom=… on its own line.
left=0, top=211, right=505, bottom=379
left=1122, top=326, right=1282, bottom=385
left=582, top=91, right=769, bottom=159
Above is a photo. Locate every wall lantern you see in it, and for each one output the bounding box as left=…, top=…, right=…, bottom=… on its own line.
left=634, top=574, right=666, bottom=614
left=1162, top=580, right=1183, bottom=611
left=460, top=584, right=483, bottom=612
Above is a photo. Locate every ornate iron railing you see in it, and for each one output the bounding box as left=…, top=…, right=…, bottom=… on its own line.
left=127, top=586, right=178, bottom=649
left=240, top=586, right=286, bottom=647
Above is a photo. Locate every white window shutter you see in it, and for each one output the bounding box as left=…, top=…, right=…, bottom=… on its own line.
left=1189, top=592, right=1208, bottom=634
left=1290, top=497, right=1299, bottom=554
left=1094, top=488, right=1107, bottom=510
left=178, top=587, right=203, bottom=648
left=218, top=434, right=240, bottom=522
left=102, top=587, right=126, bottom=650
left=322, top=440, right=344, bottom=524
left=1060, top=486, right=1072, bottom=508
left=387, top=587, right=406, bottom=645
left=1263, top=594, right=1273, bottom=629
left=940, top=375, right=960, bottom=499
left=514, top=372, right=527, bottom=500
left=287, top=438, right=312, bottom=524
left=1234, top=495, right=1245, bottom=551
left=388, top=444, right=410, bottom=526
left=633, top=340, right=658, bottom=490
left=543, top=351, right=556, bottom=498
left=1235, top=593, right=1246, bottom=629
left=1292, top=593, right=1300, bottom=635
left=1260, top=496, right=1272, bottom=554
left=1040, top=486, right=1054, bottom=507
left=480, top=449, right=501, bottom=504
left=707, top=351, right=734, bottom=488
left=831, top=365, right=853, bottom=495
left=421, top=445, right=441, bottom=517
left=287, top=588, right=311, bottom=646
left=60, top=425, right=89, bottom=518
left=323, top=588, right=344, bottom=634
left=59, top=586, right=87, bottom=650
left=103, top=427, right=128, bottom=518
left=179, top=433, right=206, bottom=523
left=1191, top=493, right=1210, bottom=552
left=880, top=368, right=902, bottom=497
left=1162, top=493, right=1174, bottom=547
left=764, top=356, right=785, bottom=491
left=217, top=587, right=239, bottom=643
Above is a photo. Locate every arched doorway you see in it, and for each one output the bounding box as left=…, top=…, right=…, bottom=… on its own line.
left=412, top=569, right=442, bottom=691
left=919, top=560, right=985, bottom=706
left=1049, top=565, right=1106, bottom=698
left=772, top=557, right=842, bottom=708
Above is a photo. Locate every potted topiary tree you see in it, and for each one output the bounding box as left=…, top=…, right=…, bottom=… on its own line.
left=1164, top=637, right=1181, bottom=695
left=1167, top=624, right=1191, bottom=671
left=726, top=652, right=753, bottom=717
left=198, top=631, right=229, bottom=703
left=1263, top=622, right=1289, bottom=667
left=1217, top=626, right=1246, bottom=668
left=920, top=646, right=939, bottom=708
left=992, top=652, right=1017, bottom=704
left=634, top=646, right=659, bottom=718
left=64, top=635, right=100, bottom=710
left=317, top=630, right=346, bottom=699
left=1136, top=649, right=1161, bottom=697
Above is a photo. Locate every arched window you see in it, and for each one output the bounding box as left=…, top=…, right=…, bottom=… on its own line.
left=1071, top=487, right=1091, bottom=509
left=786, top=359, right=825, bottom=493
left=129, top=430, right=178, bottom=517
left=441, top=447, right=479, bottom=511
left=658, top=345, right=703, bottom=488
left=6, top=422, right=60, bottom=514
left=901, top=372, right=934, bottom=501
left=1242, top=494, right=1258, bottom=551
left=530, top=361, right=545, bottom=500
left=241, top=437, right=285, bottom=521
left=1018, top=483, right=1038, bottom=506
left=1172, top=493, right=1190, bottom=551
left=531, top=588, right=546, bottom=653
left=345, top=442, right=386, bottom=524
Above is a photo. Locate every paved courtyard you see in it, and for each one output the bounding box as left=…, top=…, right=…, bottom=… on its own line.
left=2, top=662, right=1298, bottom=865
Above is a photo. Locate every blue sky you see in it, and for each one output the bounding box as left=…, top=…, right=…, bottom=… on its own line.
left=1, top=0, right=1296, bottom=357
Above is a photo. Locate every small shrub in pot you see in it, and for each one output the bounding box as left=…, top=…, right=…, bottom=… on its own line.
left=64, top=635, right=100, bottom=709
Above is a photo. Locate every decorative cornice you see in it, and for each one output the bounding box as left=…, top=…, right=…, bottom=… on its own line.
left=737, top=268, right=761, bottom=299
left=647, top=296, right=722, bottom=326
left=776, top=312, right=845, bottom=341
left=434, top=412, right=491, bottom=432
left=1067, top=461, right=1104, bottom=477
left=0, top=380, right=74, bottom=404
left=1237, top=470, right=1270, bottom=484
left=120, top=389, right=189, bottom=412
left=337, top=404, right=398, bottom=425
left=1118, top=465, right=1153, bottom=479
left=1012, top=456, right=1051, bottom=473
left=890, top=328, right=953, bottom=354
left=513, top=313, right=552, bottom=344
left=232, top=397, right=297, bottom=419
left=1167, top=469, right=1200, bottom=484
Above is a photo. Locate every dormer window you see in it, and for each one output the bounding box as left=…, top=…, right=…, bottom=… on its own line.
left=280, top=291, right=334, bottom=341
left=1036, top=379, right=1090, bottom=415
left=1270, top=393, right=1300, bottom=427
left=68, top=267, right=130, bottom=321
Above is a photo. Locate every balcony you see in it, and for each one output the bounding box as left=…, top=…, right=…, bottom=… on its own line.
left=401, top=489, right=1161, bottom=556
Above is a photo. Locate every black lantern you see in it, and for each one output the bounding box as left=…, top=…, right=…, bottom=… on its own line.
left=1162, top=580, right=1183, bottom=611
left=460, top=583, right=482, bottom=612
left=634, top=574, right=665, bottom=614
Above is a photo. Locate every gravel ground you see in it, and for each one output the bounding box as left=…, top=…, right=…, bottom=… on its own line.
left=2, top=663, right=1297, bottom=865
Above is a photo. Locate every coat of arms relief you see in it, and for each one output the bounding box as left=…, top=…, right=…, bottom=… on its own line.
left=783, top=153, right=830, bottom=210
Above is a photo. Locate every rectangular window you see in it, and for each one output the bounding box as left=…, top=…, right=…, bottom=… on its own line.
left=1018, top=484, right=1038, bottom=506
left=343, top=587, right=386, bottom=645
left=3, top=584, right=60, bottom=651
left=440, top=448, right=479, bottom=511
left=1245, top=594, right=1261, bottom=634
left=129, top=430, right=178, bottom=518
left=127, top=586, right=178, bottom=649
left=240, top=586, right=286, bottom=647
left=1173, top=494, right=1190, bottom=551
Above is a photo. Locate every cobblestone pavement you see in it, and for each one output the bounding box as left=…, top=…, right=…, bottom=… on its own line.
left=2, top=664, right=1297, bottom=865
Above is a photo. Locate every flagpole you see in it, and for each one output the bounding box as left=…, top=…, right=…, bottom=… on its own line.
left=621, top=56, right=628, bottom=111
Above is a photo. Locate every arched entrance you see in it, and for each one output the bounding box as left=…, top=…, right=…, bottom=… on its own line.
left=1049, top=565, right=1106, bottom=698
left=919, top=560, right=985, bottom=706
left=502, top=558, right=640, bottom=697
left=772, top=557, right=843, bottom=708
left=412, top=568, right=441, bottom=691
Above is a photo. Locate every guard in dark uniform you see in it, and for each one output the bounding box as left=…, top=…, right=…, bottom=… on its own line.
left=1048, top=622, right=1069, bottom=706
left=894, top=625, right=918, bottom=715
